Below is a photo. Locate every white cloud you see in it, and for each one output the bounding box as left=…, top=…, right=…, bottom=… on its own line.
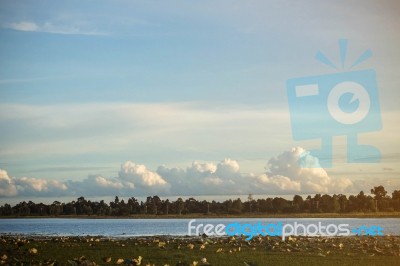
left=0, top=149, right=356, bottom=198
left=264, top=147, right=353, bottom=194
left=66, top=175, right=134, bottom=197
left=1, top=169, right=69, bottom=197
left=0, top=169, right=17, bottom=197
left=216, top=158, right=240, bottom=175
left=251, top=173, right=301, bottom=192
left=331, top=177, right=354, bottom=192
left=157, top=150, right=350, bottom=196
left=119, top=161, right=167, bottom=187
left=13, top=176, right=68, bottom=197
left=62, top=162, right=170, bottom=197
left=94, top=175, right=124, bottom=189
left=203, top=176, right=223, bottom=186
left=4, top=20, right=106, bottom=35
left=8, top=21, right=39, bottom=31
left=160, top=158, right=244, bottom=195
left=190, top=161, right=218, bottom=174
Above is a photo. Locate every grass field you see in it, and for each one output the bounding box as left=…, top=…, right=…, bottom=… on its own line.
left=1, top=235, right=399, bottom=266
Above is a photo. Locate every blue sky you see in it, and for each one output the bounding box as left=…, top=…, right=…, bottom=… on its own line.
left=0, top=0, right=399, bottom=201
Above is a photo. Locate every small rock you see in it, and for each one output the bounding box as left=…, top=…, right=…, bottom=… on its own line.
left=29, top=248, right=38, bottom=255
left=116, top=258, right=125, bottom=264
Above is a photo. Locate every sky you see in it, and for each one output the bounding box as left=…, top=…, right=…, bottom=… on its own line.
left=0, top=0, right=399, bottom=203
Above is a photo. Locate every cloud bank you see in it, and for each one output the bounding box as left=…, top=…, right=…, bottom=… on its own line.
left=252, top=147, right=353, bottom=194
left=0, top=147, right=355, bottom=198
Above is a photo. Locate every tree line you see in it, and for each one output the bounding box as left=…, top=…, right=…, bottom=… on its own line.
left=1, top=186, right=400, bottom=217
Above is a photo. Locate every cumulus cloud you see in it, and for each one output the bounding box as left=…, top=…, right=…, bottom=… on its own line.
left=158, top=158, right=244, bottom=195
left=156, top=160, right=233, bottom=195
left=203, top=176, right=223, bottom=186
left=63, top=162, right=170, bottom=197
left=0, top=169, right=68, bottom=197
left=13, top=177, right=68, bottom=197
left=157, top=149, right=352, bottom=196
left=0, top=148, right=353, bottom=198
left=251, top=173, right=301, bottom=192
left=119, top=161, right=168, bottom=187
left=187, top=161, right=218, bottom=177
left=66, top=175, right=133, bottom=197
left=0, top=169, right=17, bottom=197
left=259, top=147, right=353, bottom=194
left=93, top=175, right=125, bottom=189
left=216, top=158, right=240, bottom=175
left=15, top=177, right=67, bottom=191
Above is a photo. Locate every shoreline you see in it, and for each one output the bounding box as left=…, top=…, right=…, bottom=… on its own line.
left=1, top=211, right=400, bottom=219
left=0, top=233, right=399, bottom=240
left=1, top=232, right=399, bottom=240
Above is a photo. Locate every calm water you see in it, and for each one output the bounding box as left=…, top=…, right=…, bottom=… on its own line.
left=0, top=218, right=399, bottom=237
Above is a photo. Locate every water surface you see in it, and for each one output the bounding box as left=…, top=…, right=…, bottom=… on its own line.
left=1, top=218, right=399, bottom=237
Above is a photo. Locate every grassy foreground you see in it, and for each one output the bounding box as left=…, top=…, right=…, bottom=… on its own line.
left=0, top=235, right=399, bottom=266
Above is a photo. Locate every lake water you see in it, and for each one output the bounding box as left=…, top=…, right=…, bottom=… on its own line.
left=0, top=218, right=399, bottom=237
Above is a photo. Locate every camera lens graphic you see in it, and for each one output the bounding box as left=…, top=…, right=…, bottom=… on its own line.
left=327, top=81, right=371, bottom=125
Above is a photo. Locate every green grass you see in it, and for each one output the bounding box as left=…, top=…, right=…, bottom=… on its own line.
left=1, top=236, right=399, bottom=266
